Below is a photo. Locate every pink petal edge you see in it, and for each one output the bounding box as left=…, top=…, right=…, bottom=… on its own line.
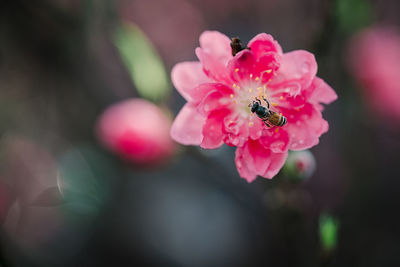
left=170, top=103, right=206, bottom=145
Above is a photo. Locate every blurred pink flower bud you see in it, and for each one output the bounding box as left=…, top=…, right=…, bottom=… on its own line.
left=96, top=98, right=176, bottom=165
left=283, top=150, right=316, bottom=181
left=349, top=27, right=400, bottom=122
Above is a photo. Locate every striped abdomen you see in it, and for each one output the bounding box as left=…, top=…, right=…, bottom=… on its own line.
left=267, top=112, right=287, bottom=127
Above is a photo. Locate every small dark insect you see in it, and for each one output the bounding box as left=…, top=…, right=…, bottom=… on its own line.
left=230, top=37, right=250, bottom=56
left=248, top=97, right=287, bottom=127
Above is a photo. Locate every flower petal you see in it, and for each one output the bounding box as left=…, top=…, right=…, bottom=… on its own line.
left=270, top=50, right=317, bottom=92
left=199, top=31, right=232, bottom=64
left=200, top=109, right=230, bottom=149
left=307, top=77, right=338, bottom=105
left=171, top=62, right=210, bottom=102
left=197, top=89, right=230, bottom=116
left=284, top=104, right=329, bottom=150
left=248, top=33, right=283, bottom=56
left=195, top=31, right=233, bottom=84
left=228, top=50, right=256, bottom=82
left=259, top=128, right=290, bottom=153
left=255, top=52, right=280, bottom=83
left=262, top=150, right=288, bottom=179
left=235, top=139, right=288, bottom=182
left=196, top=48, right=232, bottom=84
left=248, top=118, right=264, bottom=140
left=191, top=83, right=233, bottom=105
left=222, top=114, right=249, bottom=147
left=170, top=103, right=206, bottom=145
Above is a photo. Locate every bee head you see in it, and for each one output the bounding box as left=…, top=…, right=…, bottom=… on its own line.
left=251, top=101, right=259, bottom=113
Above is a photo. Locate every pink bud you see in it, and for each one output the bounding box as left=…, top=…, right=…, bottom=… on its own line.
left=284, top=150, right=316, bottom=181
left=349, top=27, right=400, bottom=123
left=96, top=98, right=176, bottom=165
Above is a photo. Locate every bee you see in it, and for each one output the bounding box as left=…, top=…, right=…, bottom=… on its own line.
left=248, top=97, right=287, bottom=127
left=230, top=37, right=250, bottom=56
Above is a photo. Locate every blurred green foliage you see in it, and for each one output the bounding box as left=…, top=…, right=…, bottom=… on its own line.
left=58, top=145, right=115, bottom=214
left=319, top=214, right=339, bottom=252
left=114, top=22, right=170, bottom=102
left=335, top=0, right=373, bottom=33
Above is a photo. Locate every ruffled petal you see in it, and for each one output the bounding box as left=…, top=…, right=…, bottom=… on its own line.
left=284, top=104, right=329, bottom=150
left=189, top=83, right=233, bottom=105
left=259, top=128, right=290, bottom=153
left=235, top=139, right=288, bottom=182
left=170, top=103, right=206, bottom=145
left=307, top=77, right=338, bottom=105
left=197, top=89, right=232, bottom=116
left=228, top=50, right=256, bottom=83
left=171, top=62, right=210, bottom=102
left=200, top=109, right=230, bottom=149
left=262, top=150, right=288, bottom=178
left=196, top=48, right=232, bottom=84
left=199, top=31, right=232, bottom=65
left=196, top=31, right=232, bottom=84
left=248, top=117, right=264, bottom=140
left=270, top=50, right=317, bottom=92
left=222, top=115, right=248, bottom=147
left=247, top=33, right=283, bottom=56
left=228, top=50, right=280, bottom=84
left=222, top=114, right=264, bottom=147
left=255, top=52, right=280, bottom=83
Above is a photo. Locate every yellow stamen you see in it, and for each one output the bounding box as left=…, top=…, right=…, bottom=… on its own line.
left=250, top=73, right=253, bottom=78
left=279, top=96, right=284, bottom=100
left=249, top=122, right=254, bottom=127
left=233, top=84, right=236, bottom=88
left=248, top=88, right=253, bottom=93
left=233, top=100, right=237, bottom=104
left=271, top=102, right=278, bottom=107
left=255, top=77, right=260, bottom=81
left=235, top=68, right=239, bottom=72
left=266, top=69, right=272, bottom=74
left=230, top=94, right=234, bottom=98
left=275, top=128, right=279, bottom=133
left=237, top=86, right=241, bottom=90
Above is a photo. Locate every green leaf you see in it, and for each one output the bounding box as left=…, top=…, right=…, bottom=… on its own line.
left=114, top=22, right=170, bottom=102
left=335, top=0, right=373, bottom=33
left=319, top=214, right=339, bottom=251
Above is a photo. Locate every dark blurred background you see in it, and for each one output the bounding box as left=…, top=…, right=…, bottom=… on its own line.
left=1, top=0, right=400, bottom=266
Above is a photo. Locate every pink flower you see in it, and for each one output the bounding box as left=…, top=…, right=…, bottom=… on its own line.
left=96, top=99, right=176, bottom=165
left=349, top=27, right=400, bottom=122
left=171, top=31, right=337, bottom=182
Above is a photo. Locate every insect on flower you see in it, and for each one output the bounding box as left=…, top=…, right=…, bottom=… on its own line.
left=249, top=97, right=287, bottom=127
left=170, top=31, right=337, bottom=182
left=230, top=37, right=250, bottom=56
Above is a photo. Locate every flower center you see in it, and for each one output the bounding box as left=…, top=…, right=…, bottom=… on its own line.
left=228, top=73, right=283, bottom=119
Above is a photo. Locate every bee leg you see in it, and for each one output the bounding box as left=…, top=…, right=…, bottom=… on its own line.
left=255, top=97, right=261, bottom=105
left=263, top=97, right=270, bottom=109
